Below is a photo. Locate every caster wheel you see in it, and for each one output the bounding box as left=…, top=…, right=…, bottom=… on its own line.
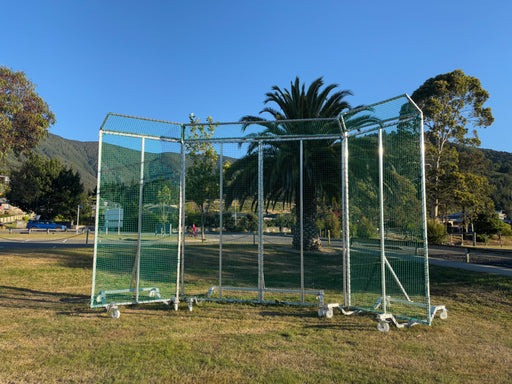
left=96, top=295, right=102, bottom=303
left=439, top=309, right=448, bottom=320
left=149, top=290, right=156, bottom=298
left=325, top=309, right=334, bottom=319
left=111, top=308, right=120, bottom=319
left=377, top=321, right=390, bottom=332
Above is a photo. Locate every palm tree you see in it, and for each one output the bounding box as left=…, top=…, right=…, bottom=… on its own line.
left=225, top=77, right=356, bottom=250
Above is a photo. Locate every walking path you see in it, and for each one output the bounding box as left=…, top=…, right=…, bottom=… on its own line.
left=429, top=257, right=512, bottom=276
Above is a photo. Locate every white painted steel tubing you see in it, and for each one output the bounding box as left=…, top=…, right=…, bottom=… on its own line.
left=90, top=130, right=104, bottom=307
left=300, top=140, right=304, bottom=303
left=134, top=137, right=145, bottom=303
left=219, top=143, right=223, bottom=300
left=406, top=93, right=432, bottom=324
left=378, top=128, right=386, bottom=314
left=258, top=142, right=264, bottom=301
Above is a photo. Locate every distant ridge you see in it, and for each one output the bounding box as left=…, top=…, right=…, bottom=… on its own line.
left=2, top=134, right=511, bottom=215
left=2, top=133, right=99, bottom=192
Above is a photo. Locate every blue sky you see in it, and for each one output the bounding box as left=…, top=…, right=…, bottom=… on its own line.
left=2, top=1, right=511, bottom=152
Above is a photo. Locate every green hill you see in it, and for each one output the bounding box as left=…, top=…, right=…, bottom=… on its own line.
left=2, top=133, right=99, bottom=192
left=2, top=134, right=511, bottom=217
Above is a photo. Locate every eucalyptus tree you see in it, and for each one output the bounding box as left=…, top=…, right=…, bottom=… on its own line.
left=411, top=69, right=494, bottom=219
left=225, top=77, right=358, bottom=250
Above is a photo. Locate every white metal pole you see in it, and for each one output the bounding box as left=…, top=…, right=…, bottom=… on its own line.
left=300, top=140, right=304, bottom=303
left=378, top=128, right=387, bottom=314
left=219, top=143, right=223, bottom=299
left=342, top=128, right=351, bottom=308
left=135, top=137, right=145, bottom=303
left=178, top=130, right=186, bottom=297
left=90, top=130, right=104, bottom=307
left=406, top=94, right=432, bottom=324
left=258, top=141, right=264, bottom=302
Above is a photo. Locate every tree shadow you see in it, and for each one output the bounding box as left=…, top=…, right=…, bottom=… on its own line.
left=0, top=285, right=93, bottom=315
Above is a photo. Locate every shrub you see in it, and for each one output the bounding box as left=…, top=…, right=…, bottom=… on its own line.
left=356, top=217, right=378, bottom=239
left=427, top=219, right=448, bottom=244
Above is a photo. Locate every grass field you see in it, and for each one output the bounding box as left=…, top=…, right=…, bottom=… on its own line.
left=0, top=246, right=511, bottom=383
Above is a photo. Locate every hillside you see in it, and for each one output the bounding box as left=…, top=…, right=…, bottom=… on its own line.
left=2, top=135, right=511, bottom=216
left=2, top=134, right=99, bottom=192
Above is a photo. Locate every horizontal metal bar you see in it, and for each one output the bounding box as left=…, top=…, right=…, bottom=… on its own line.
left=201, top=297, right=320, bottom=307
left=101, top=129, right=181, bottom=143
left=104, top=112, right=182, bottom=126
left=183, top=117, right=338, bottom=127
left=340, top=94, right=410, bottom=117
left=93, top=298, right=174, bottom=308
left=186, top=134, right=343, bottom=144
left=209, top=286, right=324, bottom=296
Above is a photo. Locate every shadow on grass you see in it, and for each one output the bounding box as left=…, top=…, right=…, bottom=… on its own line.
left=0, top=285, right=92, bottom=314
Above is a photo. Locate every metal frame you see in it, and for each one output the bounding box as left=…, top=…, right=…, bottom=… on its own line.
left=90, top=94, right=446, bottom=329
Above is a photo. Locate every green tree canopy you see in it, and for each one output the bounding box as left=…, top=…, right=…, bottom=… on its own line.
left=411, top=69, right=494, bottom=219
left=185, top=114, right=220, bottom=241
left=6, top=154, right=85, bottom=220
left=0, top=66, right=55, bottom=161
left=474, top=211, right=512, bottom=237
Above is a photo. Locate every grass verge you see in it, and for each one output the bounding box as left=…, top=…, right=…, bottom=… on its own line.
left=0, top=247, right=511, bottom=383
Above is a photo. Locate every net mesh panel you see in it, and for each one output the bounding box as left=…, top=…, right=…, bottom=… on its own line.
left=344, top=96, right=428, bottom=322
left=91, top=115, right=182, bottom=308
left=219, top=141, right=259, bottom=300
left=92, top=96, right=429, bottom=324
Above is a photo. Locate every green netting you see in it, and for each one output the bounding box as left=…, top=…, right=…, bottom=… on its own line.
left=91, top=95, right=433, bottom=326
left=345, top=96, right=429, bottom=323
left=91, top=115, right=182, bottom=308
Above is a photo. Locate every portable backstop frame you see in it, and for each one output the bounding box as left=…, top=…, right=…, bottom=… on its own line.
left=90, top=94, right=446, bottom=330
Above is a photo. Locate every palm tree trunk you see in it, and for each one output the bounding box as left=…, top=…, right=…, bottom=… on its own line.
left=292, top=185, right=321, bottom=251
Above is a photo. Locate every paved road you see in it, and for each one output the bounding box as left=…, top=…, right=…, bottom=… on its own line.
left=428, top=257, right=512, bottom=276
left=1, top=231, right=510, bottom=276
left=0, top=232, right=93, bottom=249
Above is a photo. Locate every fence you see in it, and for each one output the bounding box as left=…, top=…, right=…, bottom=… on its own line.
left=90, top=94, right=446, bottom=330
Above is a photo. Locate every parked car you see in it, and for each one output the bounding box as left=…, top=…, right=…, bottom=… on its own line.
left=26, top=220, right=67, bottom=231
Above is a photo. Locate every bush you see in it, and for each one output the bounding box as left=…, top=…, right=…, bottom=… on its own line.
left=237, top=213, right=258, bottom=232
left=355, top=217, right=378, bottom=239
left=427, top=219, right=448, bottom=244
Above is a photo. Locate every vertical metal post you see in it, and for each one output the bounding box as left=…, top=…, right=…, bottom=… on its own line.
left=258, top=141, right=264, bottom=302
left=378, top=128, right=387, bottom=314
left=90, top=130, right=104, bottom=307
left=135, top=137, right=145, bottom=303
left=300, top=140, right=305, bottom=303
left=342, top=130, right=351, bottom=307
left=419, top=114, right=431, bottom=323
left=219, top=143, right=223, bottom=299
left=179, top=130, right=186, bottom=297
left=407, top=94, right=432, bottom=324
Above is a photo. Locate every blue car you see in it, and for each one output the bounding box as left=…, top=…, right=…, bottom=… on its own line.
left=27, top=220, right=67, bottom=231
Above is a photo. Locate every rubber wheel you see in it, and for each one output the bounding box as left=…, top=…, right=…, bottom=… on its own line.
left=377, top=321, right=390, bottom=332
left=325, top=309, right=334, bottom=319
left=111, top=308, right=120, bottom=319
left=439, top=309, right=448, bottom=320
